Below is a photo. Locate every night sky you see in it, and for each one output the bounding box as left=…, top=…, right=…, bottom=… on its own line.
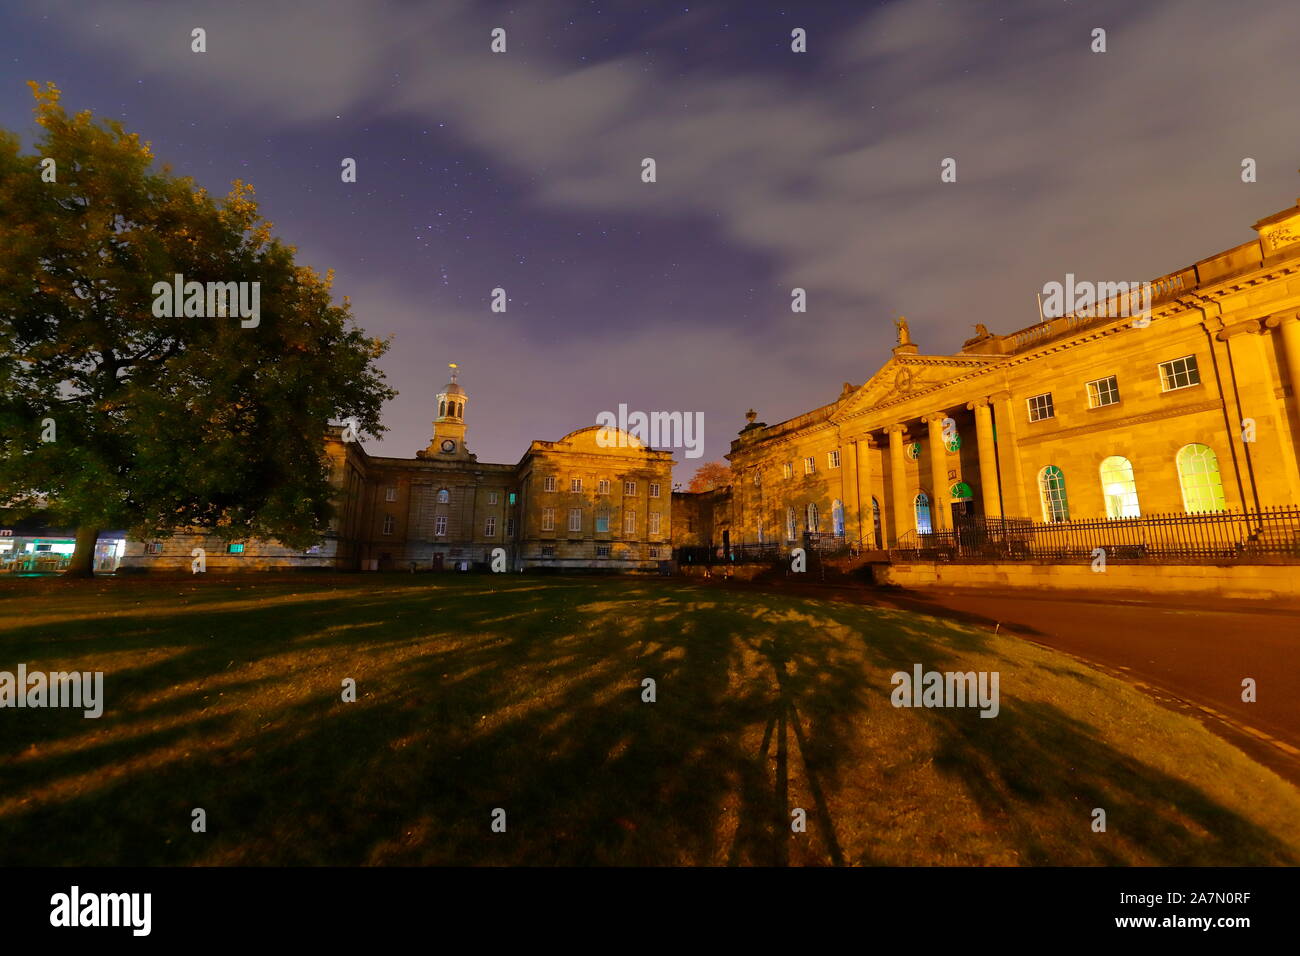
left=3, top=0, right=1298, bottom=478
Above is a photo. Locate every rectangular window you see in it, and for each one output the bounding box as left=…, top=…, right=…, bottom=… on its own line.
left=1086, top=375, right=1120, bottom=408
left=1026, top=392, right=1055, bottom=422
left=541, top=545, right=556, bottom=557
left=568, top=508, right=582, bottom=532
left=484, top=516, right=496, bottom=536
left=542, top=508, right=555, bottom=531
left=508, top=492, right=517, bottom=506
left=649, top=547, right=661, bottom=559
left=624, top=480, right=637, bottom=496
left=543, top=476, right=557, bottom=492
left=434, top=515, right=448, bottom=537
left=596, top=545, right=610, bottom=558
left=649, top=482, right=660, bottom=498
left=596, top=507, right=610, bottom=533
left=624, top=511, right=636, bottom=534
left=783, top=462, right=793, bottom=479
left=828, top=450, right=841, bottom=469
left=803, top=457, right=815, bottom=475
left=227, top=542, right=245, bottom=554
left=1159, top=355, right=1201, bottom=392
left=382, top=514, right=395, bottom=535
left=487, top=491, right=499, bottom=505
left=598, top=479, right=610, bottom=495
left=146, top=541, right=163, bottom=555
left=648, top=512, right=661, bottom=535
left=384, top=486, right=397, bottom=502
left=571, top=477, right=582, bottom=493
left=505, top=518, right=515, bottom=537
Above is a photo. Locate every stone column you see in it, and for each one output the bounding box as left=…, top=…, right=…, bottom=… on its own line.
left=1219, top=318, right=1300, bottom=507
left=992, top=390, right=1029, bottom=518
left=857, top=437, right=877, bottom=548
left=841, top=438, right=860, bottom=545
left=967, top=398, right=1002, bottom=519
left=885, top=424, right=912, bottom=546
left=1265, top=310, right=1300, bottom=476
left=925, top=413, right=949, bottom=531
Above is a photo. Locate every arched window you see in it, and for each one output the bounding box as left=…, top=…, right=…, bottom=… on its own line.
left=871, top=496, right=882, bottom=549
left=437, top=488, right=450, bottom=504
left=832, top=499, right=845, bottom=536
left=458, top=402, right=464, bottom=417
left=1177, top=443, right=1226, bottom=513
left=806, top=502, right=820, bottom=533
left=1038, top=466, right=1069, bottom=523
left=786, top=507, right=797, bottom=541
left=1099, top=456, right=1140, bottom=518
left=439, top=400, right=446, bottom=417
left=914, top=492, right=932, bottom=535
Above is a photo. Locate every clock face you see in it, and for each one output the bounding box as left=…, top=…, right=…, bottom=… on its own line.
left=440, top=439, right=456, bottom=453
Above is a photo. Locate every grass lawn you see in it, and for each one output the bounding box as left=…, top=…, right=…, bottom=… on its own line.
left=1, top=573, right=1298, bottom=866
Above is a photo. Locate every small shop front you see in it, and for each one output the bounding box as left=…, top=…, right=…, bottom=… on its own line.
left=0, top=524, right=127, bottom=573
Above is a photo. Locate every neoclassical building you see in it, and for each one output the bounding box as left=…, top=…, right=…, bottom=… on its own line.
left=714, top=195, right=1300, bottom=551
left=118, top=367, right=675, bottom=572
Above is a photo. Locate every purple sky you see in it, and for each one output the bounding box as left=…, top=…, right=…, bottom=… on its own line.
left=4, top=0, right=1299, bottom=480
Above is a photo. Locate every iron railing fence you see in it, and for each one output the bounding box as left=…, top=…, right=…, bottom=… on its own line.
left=890, top=506, right=1300, bottom=563
left=674, top=532, right=851, bottom=566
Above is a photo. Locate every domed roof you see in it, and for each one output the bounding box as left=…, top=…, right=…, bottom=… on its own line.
left=441, top=382, right=466, bottom=397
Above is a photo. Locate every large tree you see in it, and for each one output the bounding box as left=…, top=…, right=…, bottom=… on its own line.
left=0, top=83, right=395, bottom=575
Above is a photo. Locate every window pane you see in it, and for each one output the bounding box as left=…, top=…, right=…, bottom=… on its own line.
left=1177, top=443, right=1226, bottom=513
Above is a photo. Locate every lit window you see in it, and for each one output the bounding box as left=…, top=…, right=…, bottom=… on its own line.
left=906, top=442, right=922, bottom=461
left=803, top=457, right=816, bottom=475
left=437, top=488, right=450, bottom=504
left=435, top=515, right=448, bottom=536
left=227, top=542, right=245, bottom=554
left=649, top=512, right=661, bottom=534
left=568, top=508, right=582, bottom=532
left=1086, top=375, right=1120, bottom=409
left=806, top=502, right=820, bottom=532
left=1099, top=456, right=1140, bottom=518
left=543, top=476, right=557, bottom=492
left=649, top=482, right=660, bottom=498
left=1159, top=355, right=1201, bottom=392
left=786, top=507, right=797, bottom=541
left=1027, top=393, right=1055, bottom=422
left=1177, top=443, right=1226, bottom=513
left=508, top=492, right=517, bottom=506
left=385, top=486, right=397, bottom=502
left=914, top=493, right=932, bottom=535
left=828, top=450, right=841, bottom=469
left=783, top=462, right=793, bottom=479
left=542, top=508, right=555, bottom=531
left=1038, top=465, right=1069, bottom=523
left=624, top=480, right=637, bottom=496
left=484, top=516, right=496, bottom=536
left=382, top=514, right=395, bottom=535
left=596, top=507, right=610, bottom=533
left=624, top=511, right=636, bottom=534
left=832, top=499, right=845, bottom=535
left=571, top=477, right=583, bottom=493
left=146, top=541, right=163, bottom=555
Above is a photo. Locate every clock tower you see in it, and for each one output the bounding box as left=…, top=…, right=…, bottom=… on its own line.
left=419, top=363, right=475, bottom=460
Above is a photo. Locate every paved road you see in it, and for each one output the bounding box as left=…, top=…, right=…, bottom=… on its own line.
left=720, top=579, right=1300, bottom=785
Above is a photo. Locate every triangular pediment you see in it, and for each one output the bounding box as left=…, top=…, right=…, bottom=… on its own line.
left=832, top=353, right=1005, bottom=420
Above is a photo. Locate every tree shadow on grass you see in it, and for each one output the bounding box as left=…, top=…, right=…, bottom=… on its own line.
left=0, top=577, right=1294, bottom=865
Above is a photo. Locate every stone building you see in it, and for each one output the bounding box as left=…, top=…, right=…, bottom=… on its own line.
left=707, top=195, right=1300, bottom=551
left=118, top=367, right=674, bottom=572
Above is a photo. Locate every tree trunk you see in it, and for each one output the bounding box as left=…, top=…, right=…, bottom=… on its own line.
left=65, top=526, right=100, bottom=578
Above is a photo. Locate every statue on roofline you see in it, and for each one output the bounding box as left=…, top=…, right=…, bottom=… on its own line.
left=894, top=316, right=913, bottom=347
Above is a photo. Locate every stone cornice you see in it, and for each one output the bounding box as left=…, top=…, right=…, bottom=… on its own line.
left=1015, top=399, right=1222, bottom=448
